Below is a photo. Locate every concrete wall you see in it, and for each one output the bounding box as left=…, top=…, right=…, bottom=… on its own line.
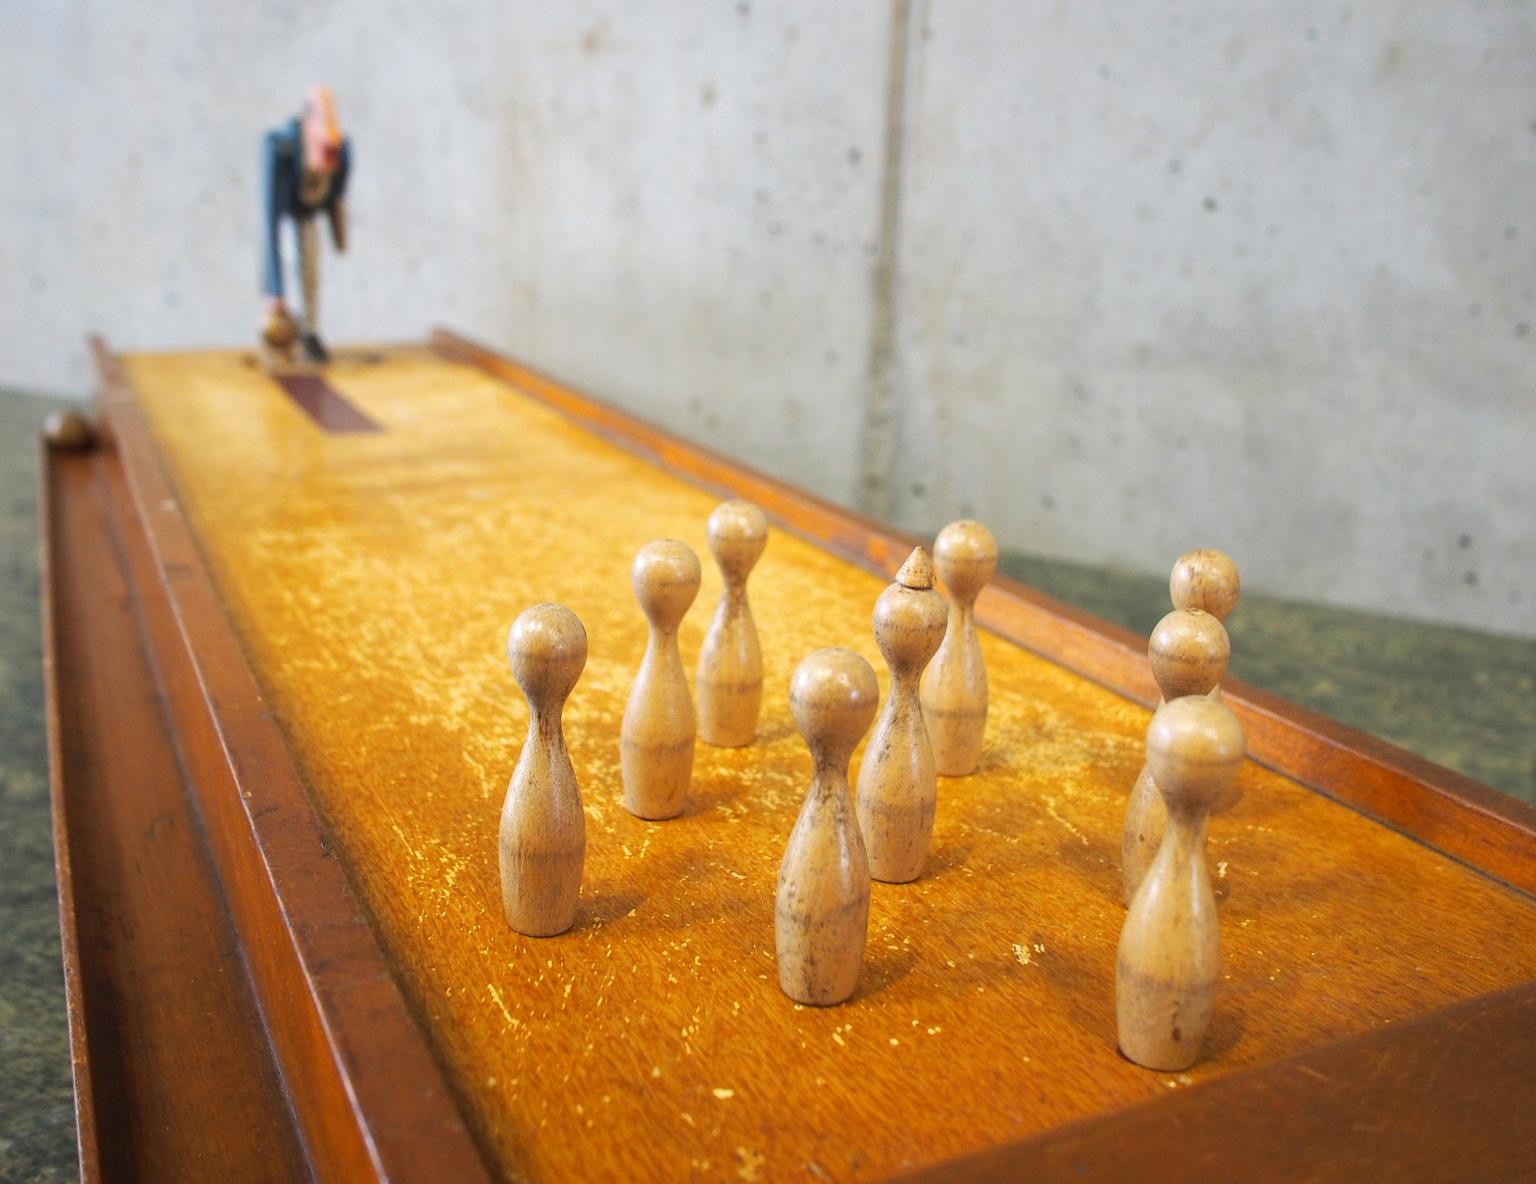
left=3, top=3, right=1532, bottom=634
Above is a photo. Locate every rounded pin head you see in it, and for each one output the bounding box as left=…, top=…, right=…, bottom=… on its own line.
left=706, top=500, right=768, bottom=582
left=1145, top=696, right=1245, bottom=812
left=933, top=519, right=998, bottom=602
left=631, top=539, right=702, bottom=630
left=895, top=546, right=934, bottom=590
left=507, top=604, right=588, bottom=707
left=790, top=648, right=879, bottom=767
left=1170, top=549, right=1240, bottom=622
left=1148, top=609, right=1230, bottom=700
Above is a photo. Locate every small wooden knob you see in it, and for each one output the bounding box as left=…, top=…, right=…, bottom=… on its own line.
left=1170, top=549, right=1240, bottom=622
left=631, top=539, right=702, bottom=630
left=43, top=409, right=95, bottom=450
left=508, top=604, right=587, bottom=711
left=790, top=648, right=879, bottom=770
left=933, top=520, right=997, bottom=604
left=1148, top=609, right=1230, bottom=700
left=707, top=500, right=768, bottom=584
left=1145, top=696, right=1245, bottom=814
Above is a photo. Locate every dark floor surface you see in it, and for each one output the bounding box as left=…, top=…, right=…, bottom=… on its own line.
left=1, top=390, right=78, bottom=1183
left=0, top=386, right=1531, bottom=1180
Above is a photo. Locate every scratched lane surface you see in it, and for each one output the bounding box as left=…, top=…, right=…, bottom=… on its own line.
left=128, top=347, right=1536, bottom=1183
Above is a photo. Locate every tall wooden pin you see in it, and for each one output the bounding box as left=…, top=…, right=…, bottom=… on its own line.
left=920, top=519, right=998, bottom=776
left=621, top=539, right=701, bottom=820
left=697, top=500, right=768, bottom=747
left=856, top=548, right=948, bottom=883
left=776, top=648, right=880, bottom=1005
left=1121, top=608, right=1230, bottom=904
left=499, top=604, right=588, bottom=937
left=1117, top=695, right=1245, bottom=1071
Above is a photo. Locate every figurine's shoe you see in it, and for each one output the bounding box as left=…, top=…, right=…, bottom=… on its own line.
left=301, top=332, right=331, bottom=364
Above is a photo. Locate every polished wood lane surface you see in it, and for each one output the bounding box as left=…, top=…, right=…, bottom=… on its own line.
left=118, top=345, right=1536, bottom=1182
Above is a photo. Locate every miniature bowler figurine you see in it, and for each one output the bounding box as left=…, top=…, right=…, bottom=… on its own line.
left=261, top=85, right=350, bottom=364
left=500, top=604, right=588, bottom=937
left=776, top=648, right=880, bottom=1006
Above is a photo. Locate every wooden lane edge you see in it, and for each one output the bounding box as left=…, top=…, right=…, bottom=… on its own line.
left=38, top=442, right=103, bottom=1184
left=41, top=437, right=312, bottom=1180
left=899, top=977, right=1536, bottom=1183
left=429, top=327, right=1536, bottom=899
left=88, top=338, right=495, bottom=1184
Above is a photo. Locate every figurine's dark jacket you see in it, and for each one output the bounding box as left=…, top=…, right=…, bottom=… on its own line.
left=262, top=118, right=351, bottom=299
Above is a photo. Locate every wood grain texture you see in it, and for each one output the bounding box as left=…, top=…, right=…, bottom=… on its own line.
left=90, top=340, right=493, bottom=1184
left=111, top=341, right=1536, bottom=1182
left=41, top=443, right=309, bottom=1182
left=430, top=329, right=1536, bottom=899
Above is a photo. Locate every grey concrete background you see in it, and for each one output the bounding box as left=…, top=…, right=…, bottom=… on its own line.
left=3, top=2, right=1532, bottom=635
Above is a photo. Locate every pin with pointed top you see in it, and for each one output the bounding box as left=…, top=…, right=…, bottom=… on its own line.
left=856, top=548, right=948, bottom=883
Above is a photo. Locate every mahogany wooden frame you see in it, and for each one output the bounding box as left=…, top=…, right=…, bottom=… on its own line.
left=38, top=332, right=1536, bottom=1182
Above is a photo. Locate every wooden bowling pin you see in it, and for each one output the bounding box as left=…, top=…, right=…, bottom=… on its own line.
left=856, top=548, right=947, bottom=883
left=696, top=500, right=768, bottom=747
left=776, top=648, right=880, bottom=1005
left=1117, top=695, right=1245, bottom=1070
left=499, top=604, right=588, bottom=937
left=621, top=539, right=702, bottom=820
left=1122, top=608, right=1230, bottom=905
left=920, top=519, right=998, bottom=776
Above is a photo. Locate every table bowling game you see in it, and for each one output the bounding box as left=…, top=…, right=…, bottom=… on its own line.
left=41, top=332, right=1536, bottom=1182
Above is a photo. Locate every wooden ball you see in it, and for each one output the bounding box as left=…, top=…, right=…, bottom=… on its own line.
left=1145, top=696, right=1245, bottom=813
left=1170, top=549, right=1240, bottom=622
left=262, top=305, right=298, bottom=349
left=43, top=409, right=94, bottom=450
left=507, top=604, right=587, bottom=709
left=1148, top=609, right=1230, bottom=700
left=706, top=500, right=768, bottom=584
left=631, top=540, right=702, bottom=630
left=789, top=648, right=879, bottom=769
left=933, top=519, right=997, bottom=603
